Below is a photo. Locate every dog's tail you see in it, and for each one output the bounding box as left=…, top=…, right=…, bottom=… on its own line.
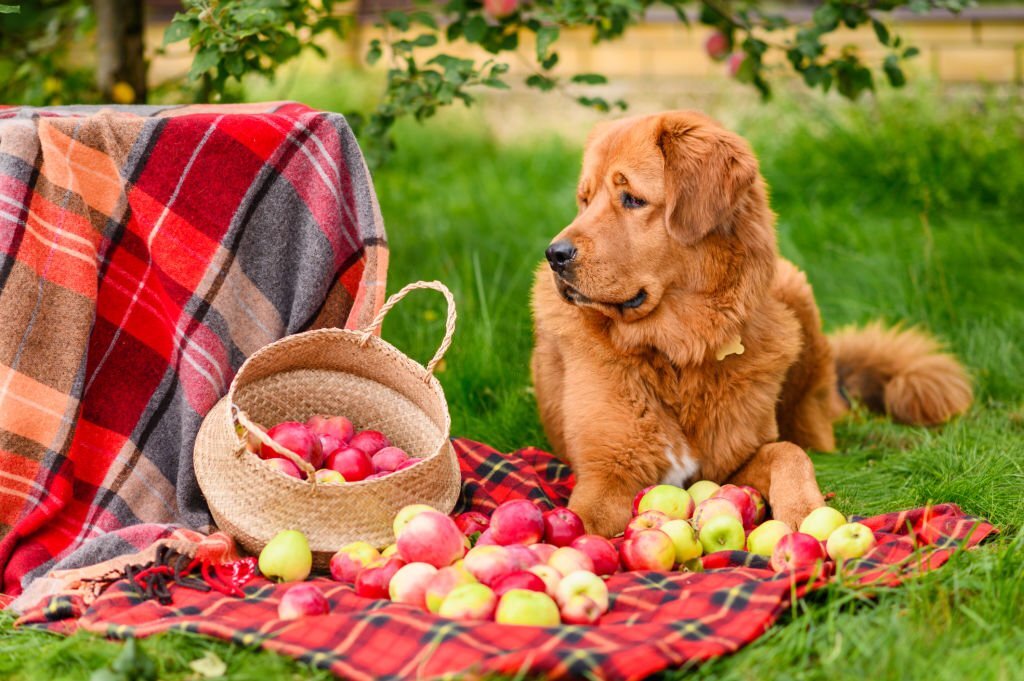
left=829, top=322, right=972, bottom=426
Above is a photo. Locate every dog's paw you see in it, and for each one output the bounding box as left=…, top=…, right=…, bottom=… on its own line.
left=569, top=490, right=632, bottom=538
left=770, top=496, right=825, bottom=531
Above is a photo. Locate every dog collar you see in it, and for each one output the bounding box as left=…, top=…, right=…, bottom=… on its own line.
left=715, top=335, right=745, bottom=361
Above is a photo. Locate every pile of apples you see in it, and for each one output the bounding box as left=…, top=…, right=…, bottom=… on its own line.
left=260, top=480, right=878, bottom=626
left=248, top=414, right=417, bottom=483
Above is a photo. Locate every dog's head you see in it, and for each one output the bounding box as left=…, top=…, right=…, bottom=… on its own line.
left=546, top=110, right=775, bottom=327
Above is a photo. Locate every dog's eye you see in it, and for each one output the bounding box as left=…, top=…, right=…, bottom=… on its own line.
left=621, top=192, right=647, bottom=209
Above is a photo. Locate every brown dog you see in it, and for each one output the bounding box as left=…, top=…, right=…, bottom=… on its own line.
left=531, top=110, right=973, bottom=537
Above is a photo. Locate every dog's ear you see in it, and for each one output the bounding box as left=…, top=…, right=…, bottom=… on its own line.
left=657, top=114, right=758, bottom=245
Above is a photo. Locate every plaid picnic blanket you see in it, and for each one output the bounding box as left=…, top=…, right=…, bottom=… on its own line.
left=0, top=103, right=387, bottom=597
left=16, top=439, right=996, bottom=681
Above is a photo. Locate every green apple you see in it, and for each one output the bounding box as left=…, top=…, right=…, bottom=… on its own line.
left=637, top=485, right=695, bottom=520
left=686, top=480, right=721, bottom=505
left=799, top=506, right=847, bottom=542
left=826, top=522, right=877, bottom=563
left=259, top=529, right=312, bottom=582
left=495, top=588, right=561, bottom=626
left=698, top=514, right=745, bottom=554
left=660, top=519, right=703, bottom=564
left=438, top=583, right=497, bottom=620
left=745, top=519, right=793, bottom=557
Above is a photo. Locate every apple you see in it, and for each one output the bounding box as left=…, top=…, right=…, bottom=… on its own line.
left=799, top=506, right=848, bottom=541
left=637, top=485, right=695, bottom=520
left=463, top=545, right=519, bottom=586
left=506, top=544, right=542, bottom=570
left=241, top=421, right=265, bottom=453
left=660, top=519, right=703, bottom=564
left=317, top=434, right=344, bottom=457
left=624, top=510, right=671, bottom=539
left=555, top=570, right=608, bottom=612
left=475, top=529, right=498, bottom=546
left=438, top=583, right=497, bottom=620
left=547, top=547, right=594, bottom=577
left=454, top=511, right=490, bottom=537
left=632, top=485, right=655, bottom=515
left=560, top=595, right=603, bottom=625
left=745, top=519, right=792, bottom=557
left=712, top=484, right=757, bottom=529
left=324, top=446, right=373, bottom=482
left=692, top=497, right=742, bottom=532
left=490, top=500, right=545, bottom=545
left=348, top=429, right=391, bottom=455
left=396, top=459, right=418, bottom=471
left=392, top=503, right=437, bottom=537
left=259, top=530, right=312, bottom=582
left=483, top=0, right=518, bottom=20
left=681, top=558, right=703, bottom=572
left=306, top=414, right=355, bottom=445
left=397, top=510, right=465, bottom=568
left=314, top=468, right=345, bottom=484
left=493, top=570, right=547, bottom=596
left=389, top=562, right=439, bottom=608
left=826, top=522, right=877, bottom=563
left=739, top=485, right=767, bottom=524
left=542, top=508, right=585, bottom=547
left=425, top=563, right=478, bottom=613
left=698, top=514, right=746, bottom=554
left=727, top=53, right=745, bottom=78
left=381, top=543, right=399, bottom=558
left=529, top=543, right=558, bottom=564
left=570, top=535, right=619, bottom=576
left=770, top=532, right=826, bottom=572
left=372, top=446, right=409, bottom=473
left=261, top=421, right=323, bottom=468
left=329, top=541, right=380, bottom=583
left=278, top=583, right=329, bottom=620
left=686, top=480, right=721, bottom=506
left=527, top=565, right=562, bottom=598
left=266, top=457, right=304, bottom=480
left=495, top=589, right=561, bottom=626
left=620, top=529, right=675, bottom=571
left=705, top=31, right=730, bottom=61
left=355, top=557, right=405, bottom=599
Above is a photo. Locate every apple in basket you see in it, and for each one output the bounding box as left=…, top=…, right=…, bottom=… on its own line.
left=261, top=422, right=324, bottom=468
left=306, top=414, right=355, bottom=446
left=266, top=457, right=304, bottom=480
left=372, top=446, right=410, bottom=473
left=325, top=446, right=374, bottom=482
left=278, top=583, right=329, bottom=620
left=348, top=429, right=392, bottom=455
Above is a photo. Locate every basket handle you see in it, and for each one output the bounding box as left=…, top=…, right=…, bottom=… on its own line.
left=358, top=280, right=456, bottom=377
left=233, top=407, right=320, bottom=484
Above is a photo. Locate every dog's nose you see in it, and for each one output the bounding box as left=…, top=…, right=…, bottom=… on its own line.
left=545, top=240, right=577, bottom=272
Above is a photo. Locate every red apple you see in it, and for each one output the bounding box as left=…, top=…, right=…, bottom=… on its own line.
left=728, top=53, right=745, bottom=78
left=425, top=563, right=477, bottom=613
left=529, top=543, right=558, bottom=564
left=506, top=544, right=542, bottom=570
left=330, top=541, right=380, bottom=583
left=439, top=583, right=498, bottom=620
left=372, top=446, right=409, bottom=473
left=396, top=458, right=418, bottom=471
left=493, top=570, right=547, bottom=596
left=388, top=562, right=439, bottom=608
left=620, top=529, right=675, bottom=571
left=527, top=565, right=562, bottom=598
left=455, top=511, right=490, bottom=537
left=770, top=532, right=827, bottom=572
left=632, top=485, right=655, bottom=515
left=483, top=0, right=517, bottom=19
left=625, top=510, right=670, bottom=539
left=261, top=421, right=323, bottom=467
left=560, top=594, right=602, bottom=625
left=490, top=500, right=544, bottom=545
left=325, top=446, right=374, bottom=482
left=396, top=510, right=465, bottom=568
left=355, top=557, right=405, bottom=599
left=705, top=31, right=730, bottom=61
left=692, top=497, right=743, bottom=532
left=348, top=429, right=391, bottom=455
left=570, top=535, right=619, bottom=576
left=317, top=434, right=344, bottom=457
left=265, top=457, right=304, bottom=479
left=712, top=484, right=757, bottom=529
left=306, top=414, right=355, bottom=444
left=547, top=547, right=594, bottom=577
left=542, top=508, right=585, bottom=547
left=475, top=528, right=498, bottom=546
left=278, top=583, right=329, bottom=619
left=740, top=485, right=767, bottom=524
left=463, top=545, right=520, bottom=586
left=555, top=570, right=609, bottom=613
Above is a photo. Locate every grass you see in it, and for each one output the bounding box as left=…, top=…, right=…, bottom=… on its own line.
left=2, top=82, right=1023, bottom=680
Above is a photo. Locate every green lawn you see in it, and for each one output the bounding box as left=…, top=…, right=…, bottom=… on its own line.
left=2, top=84, right=1023, bottom=680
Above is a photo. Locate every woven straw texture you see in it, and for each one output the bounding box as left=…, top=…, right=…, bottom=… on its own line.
left=194, top=282, right=461, bottom=566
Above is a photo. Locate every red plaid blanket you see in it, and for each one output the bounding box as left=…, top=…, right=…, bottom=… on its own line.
left=0, top=103, right=387, bottom=596
left=16, top=439, right=995, bottom=681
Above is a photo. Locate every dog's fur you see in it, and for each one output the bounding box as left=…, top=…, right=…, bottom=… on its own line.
left=531, top=111, right=973, bottom=537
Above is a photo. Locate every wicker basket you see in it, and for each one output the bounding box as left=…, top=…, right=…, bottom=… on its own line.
left=194, top=281, right=461, bottom=568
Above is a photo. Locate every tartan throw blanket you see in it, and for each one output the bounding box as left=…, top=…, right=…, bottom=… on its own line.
left=0, top=103, right=387, bottom=597
left=16, top=439, right=995, bottom=681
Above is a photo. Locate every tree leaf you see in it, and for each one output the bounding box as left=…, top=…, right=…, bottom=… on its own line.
left=536, top=25, right=559, bottom=60
left=463, top=15, right=487, bottom=43
left=189, top=46, right=221, bottom=80
left=162, top=18, right=194, bottom=46
left=871, top=18, right=891, bottom=46
left=570, top=73, right=608, bottom=85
